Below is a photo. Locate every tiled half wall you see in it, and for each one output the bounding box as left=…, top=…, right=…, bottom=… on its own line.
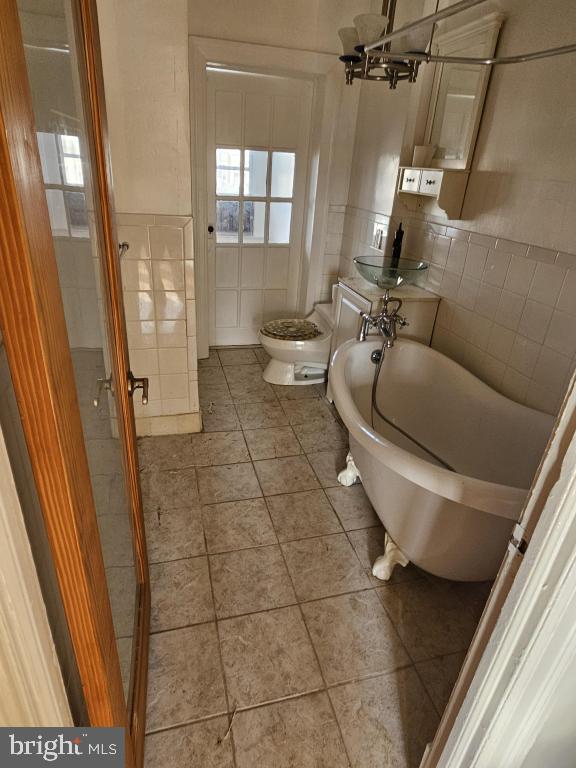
left=336, top=206, right=576, bottom=416
left=117, top=213, right=200, bottom=435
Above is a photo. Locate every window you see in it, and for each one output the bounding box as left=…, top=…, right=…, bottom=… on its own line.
left=271, top=152, right=295, bottom=198
left=216, top=200, right=240, bottom=243
left=215, top=147, right=295, bottom=245
left=37, top=131, right=89, bottom=238
left=216, top=148, right=241, bottom=195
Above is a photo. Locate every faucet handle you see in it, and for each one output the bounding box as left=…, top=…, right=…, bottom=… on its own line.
left=397, top=314, right=409, bottom=327
left=381, top=290, right=403, bottom=316
left=357, top=311, right=377, bottom=341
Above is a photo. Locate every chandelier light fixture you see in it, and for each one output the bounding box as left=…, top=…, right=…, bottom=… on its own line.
left=338, top=0, right=576, bottom=88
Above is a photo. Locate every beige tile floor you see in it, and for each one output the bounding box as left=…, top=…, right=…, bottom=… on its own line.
left=141, top=346, right=491, bottom=768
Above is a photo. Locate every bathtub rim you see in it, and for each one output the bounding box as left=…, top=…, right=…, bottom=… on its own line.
left=330, top=337, right=549, bottom=520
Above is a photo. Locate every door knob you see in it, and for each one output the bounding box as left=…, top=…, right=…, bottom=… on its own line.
left=127, top=371, right=149, bottom=405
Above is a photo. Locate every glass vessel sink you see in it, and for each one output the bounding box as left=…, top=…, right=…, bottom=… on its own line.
left=353, top=255, right=428, bottom=288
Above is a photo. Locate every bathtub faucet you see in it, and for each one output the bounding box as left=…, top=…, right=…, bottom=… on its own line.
left=357, top=290, right=408, bottom=347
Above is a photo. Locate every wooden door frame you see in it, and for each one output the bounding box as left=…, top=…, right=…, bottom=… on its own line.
left=75, top=3, right=149, bottom=762
left=0, top=1, right=148, bottom=764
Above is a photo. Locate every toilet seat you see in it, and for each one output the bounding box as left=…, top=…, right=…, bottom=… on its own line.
left=261, top=318, right=321, bottom=341
left=258, top=305, right=334, bottom=386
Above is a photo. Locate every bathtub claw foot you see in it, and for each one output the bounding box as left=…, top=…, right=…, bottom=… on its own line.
left=372, top=533, right=409, bottom=581
left=337, top=452, right=360, bottom=486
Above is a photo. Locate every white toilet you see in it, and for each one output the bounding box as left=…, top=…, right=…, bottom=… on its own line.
left=259, top=303, right=334, bottom=385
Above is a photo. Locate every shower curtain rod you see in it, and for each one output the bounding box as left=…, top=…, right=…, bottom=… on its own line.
left=365, top=0, right=488, bottom=51
left=364, top=0, right=576, bottom=66
left=368, top=42, right=576, bottom=66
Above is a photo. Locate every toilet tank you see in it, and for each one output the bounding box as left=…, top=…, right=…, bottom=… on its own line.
left=313, top=302, right=335, bottom=330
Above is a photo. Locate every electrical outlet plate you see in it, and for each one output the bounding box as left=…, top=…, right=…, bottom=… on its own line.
left=372, top=224, right=385, bottom=250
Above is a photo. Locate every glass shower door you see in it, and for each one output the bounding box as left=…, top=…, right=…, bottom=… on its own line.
left=14, top=0, right=149, bottom=733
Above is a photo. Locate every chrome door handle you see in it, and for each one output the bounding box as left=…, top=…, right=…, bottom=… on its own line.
left=118, top=241, right=130, bottom=258
left=93, top=375, right=113, bottom=408
left=127, top=371, right=149, bottom=405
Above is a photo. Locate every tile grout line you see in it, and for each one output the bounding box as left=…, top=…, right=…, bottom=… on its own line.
left=146, top=500, right=382, bottom=560
left=206, top=527, right=376, bottom=557
left=341, top=527, right=425, bottom=588
left=201, top=511, right=240, bottom=768
left=370, top=580, right=455, bottom=721
left=144, top=640, right=451, bottom=737
left=207, top=582, right=404, bottom=625
left=148, top=552, right=207, bottom=567
left=144, top=661, right=432, bottom=740
left=262, top=488, right=346, bottom=542
left=145, top=708, right=230, bottom=738
left=411, top=661, right=456, bottom=721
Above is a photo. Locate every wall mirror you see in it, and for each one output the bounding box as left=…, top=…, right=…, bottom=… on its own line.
left=424, top=13, right=504, bottom=170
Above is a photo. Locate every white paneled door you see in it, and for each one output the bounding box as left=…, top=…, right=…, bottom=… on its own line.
left=207, top=69, right=313, bottom=345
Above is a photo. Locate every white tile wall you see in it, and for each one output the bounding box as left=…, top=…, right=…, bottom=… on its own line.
left=54, top=239, right=102, bottom=349
left=336, top=207, right=576, bottom=416
left=323, top=204, right=393, bottom=304
left=317, top=204, right=349, bottom=303
left=117, top=213, right=200, bottom=435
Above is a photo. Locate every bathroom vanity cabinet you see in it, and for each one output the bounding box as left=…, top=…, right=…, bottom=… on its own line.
left=326, top=278, right=439, bottom=401
left=330, top=278, right=440, bottom=367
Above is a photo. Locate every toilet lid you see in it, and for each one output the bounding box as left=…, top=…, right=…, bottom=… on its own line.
left=261, top=318, right=321, bottom=341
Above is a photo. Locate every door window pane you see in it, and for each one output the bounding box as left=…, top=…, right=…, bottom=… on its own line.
left=60, top=134, right=81, bottom=155
left=243, top=150, right=268, bottom=196
left=37, top=132, right=61, bottom=184
left=65, top=191, right=89, bottom=238
left=63, top=156, right=84, bottom=186
left=269, top=202, right=292, bottom=244
left=216, top=200, right=240, bottom=243
left=59, top=134, right=84, bottom=186
left=216, top=148, right=241, bottom=195
left=243, top=201, right=266, bottom=244
left=45, top=189, right=68, bottom=237
left=271, top=152, right=295, bottom=198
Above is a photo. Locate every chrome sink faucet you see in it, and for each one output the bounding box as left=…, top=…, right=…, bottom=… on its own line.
left=357, top=290, right=408, bottom=347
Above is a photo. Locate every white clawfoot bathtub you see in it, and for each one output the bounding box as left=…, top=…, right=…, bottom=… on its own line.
left=330, top=339, right=554, bottom=581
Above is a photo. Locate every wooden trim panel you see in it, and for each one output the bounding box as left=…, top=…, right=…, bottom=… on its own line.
left=74, top=2, right=150, bottom=762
